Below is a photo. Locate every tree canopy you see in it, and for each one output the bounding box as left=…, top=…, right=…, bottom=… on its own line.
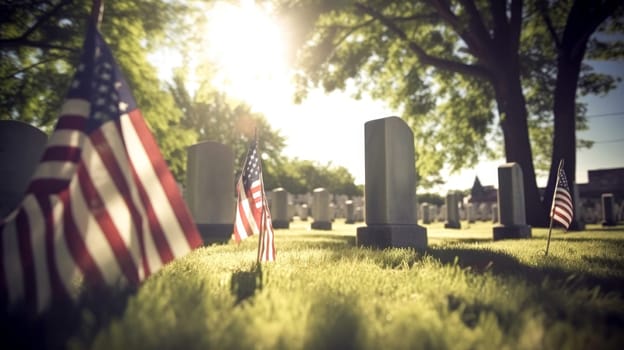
left=0, top=0, right=197, bottom=180
left=276, top=0, right=623, bottom=226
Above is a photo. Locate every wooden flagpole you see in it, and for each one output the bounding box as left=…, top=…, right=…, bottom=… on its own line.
left=545, top=159, right=565, bottom=256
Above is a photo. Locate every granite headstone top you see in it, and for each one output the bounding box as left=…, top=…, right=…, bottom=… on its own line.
left=185, top=141, right=234, bottom=244
left=0, top=121, right=47, bottom=218
left=311, top=187, right=332, bottom=230
left=357, top=116, right=427, bottom=250
left=272, top=187, right=290, bottom=229
left=493, top=163, right=531, bottom=240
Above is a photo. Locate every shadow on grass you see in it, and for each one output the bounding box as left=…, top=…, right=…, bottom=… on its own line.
left=230, top=263, right=263, bottom=304
left=426, top=246, right=624, bottom=293
left=0, top=286, right=135, bottom=349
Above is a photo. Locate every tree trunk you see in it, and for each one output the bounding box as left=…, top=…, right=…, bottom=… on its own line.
left=542, top=47, right=583, bottom=230
left=542, top=0, right=619, bottom=230
left=493, top=69, right=548, bottom=227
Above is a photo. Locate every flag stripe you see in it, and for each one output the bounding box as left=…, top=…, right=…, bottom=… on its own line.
left=126, top=111, right=202, bottom=250
left=42, top=146, right=82, bottom=163
left=123, top=112, right=200, bottom=256
left=62, top=186, right=107, bottom=288
left=51, top=194, right=81, bottom=301
left=25, top=196, right=52, bottom=313
left=0, top=24, right=202, bottom=312
left=550, top=165, right=573, bottom=229
left=77, top=140, right=139, bottom=285
left=41, top=196, right=67, bottom=303
left=16, top=209, right=36, bottom=307
left=100, top=121, right=150, bottom=279
left=234, top=141, right=275, bottom=262
left=123, top=115, right=175, bottom=265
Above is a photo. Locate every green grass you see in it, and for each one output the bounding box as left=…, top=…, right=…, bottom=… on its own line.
left=8, top=221, right=624, bottom=349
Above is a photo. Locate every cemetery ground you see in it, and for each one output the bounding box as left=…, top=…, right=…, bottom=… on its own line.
left=4, top=221, right=624, bottom=349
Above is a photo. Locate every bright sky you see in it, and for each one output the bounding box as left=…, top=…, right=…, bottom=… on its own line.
left=151, top=0, right=624, bottom=193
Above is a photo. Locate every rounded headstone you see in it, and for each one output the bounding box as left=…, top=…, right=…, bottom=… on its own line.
left=0, top=121, right=47, bottom=217
left=185, top=141, right=234, bottom=244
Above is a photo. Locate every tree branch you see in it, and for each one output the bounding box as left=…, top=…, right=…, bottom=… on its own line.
left=355, top=2, right=491, bottom=80
left=429, top=0, right=491, bottom=61
left=537, top=0, right=562, bottom=49
left=6, top=0, right=73, bottom=43
left=1, top=55, right=66, bottom=81
left=0, top=37, right=75, bottom=52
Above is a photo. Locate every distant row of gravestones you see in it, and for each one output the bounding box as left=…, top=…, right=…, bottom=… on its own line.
left=1, top=118, right=621, bottom=250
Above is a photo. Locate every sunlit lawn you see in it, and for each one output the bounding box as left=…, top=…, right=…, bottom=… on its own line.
left=8, top=220, right=624, bottom=349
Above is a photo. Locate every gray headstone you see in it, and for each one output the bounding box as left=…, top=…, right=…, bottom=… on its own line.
left=311, top=187, right=332, bottom=230
left=0, top=121, right=47, bottom=218
left=299, top=203, right=309, bottom=221
left=466, top=203, right=476, bottom=224
left=491, top=204, right=499, bottom=223
left=570, top=184, right=585, bottom=230
left=356, top=116, right=427, bottom=250
left=185, top=141, right=234, bottom=244
left=601, top=193, right=616, bottom=226
left=271, top=188, right=290, bottom=229
left=444, top=193, right=461, bottom=229
left=345, top=200, right=355, bottom=224
left=429, top=205, right=438, bottom=223
left=421, top=203, right=431, bottom=224
left=493, top=163, right=531, bottom=240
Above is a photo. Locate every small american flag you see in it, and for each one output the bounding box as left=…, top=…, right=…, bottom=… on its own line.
left=0, top=22, right=202, bottom=313
left=550, top=165, right=574, bottom=229
left=233, top=140, right=275, bottom=262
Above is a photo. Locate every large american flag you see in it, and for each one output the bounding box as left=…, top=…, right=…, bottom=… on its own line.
left=0, top=22, right=202, bottom=313
left=233, top=140, right=275, bottom=262
left=550, top=164, right=574, bottom=229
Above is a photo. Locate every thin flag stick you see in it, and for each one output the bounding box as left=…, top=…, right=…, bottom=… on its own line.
left=545, top=159, right=565, bottom=256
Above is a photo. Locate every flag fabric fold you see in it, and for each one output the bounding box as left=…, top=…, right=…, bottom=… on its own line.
left=233, top=140, right=275, bottom=262
left=550, top=164, right=574, bottom=230
left=0, top=22, right=202, bottom=313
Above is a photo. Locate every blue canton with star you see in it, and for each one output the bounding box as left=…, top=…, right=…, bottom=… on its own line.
left=67, top=24, right=138, bottom=133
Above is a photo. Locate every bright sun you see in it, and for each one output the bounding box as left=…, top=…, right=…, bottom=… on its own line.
left=202, top=0, right=292, bottom=118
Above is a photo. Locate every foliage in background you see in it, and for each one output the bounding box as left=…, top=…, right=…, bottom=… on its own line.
left=267, top=158, right=363, bottom=196
left=0, top=0, right=198, bottom=181
left=275, top=0, right=623, bottom=225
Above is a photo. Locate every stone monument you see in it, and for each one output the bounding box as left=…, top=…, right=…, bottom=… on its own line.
left=0, top=121, right=47, bottom=218
left=185, top=141, right=234, bottom=244
left=493, top=163, right=531, bottom=240
left=271, top=187, right=290, bottom=229
left=311, top=187, right=332, bottom=230
left=444, top=193, right=461, bottom=229
left=356, top=116, right=427, bottom=250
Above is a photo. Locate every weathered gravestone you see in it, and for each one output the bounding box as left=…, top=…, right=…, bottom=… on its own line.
left=271, top=187, right=290, bottom=229
left=185, top=141, right=234, bottom=244
left=299, top=203, right=309, bottom=221
left=421, top=203, right=431, bottom=224
left=493, top=163, right=531, bottom=240
left=311, top=187, right=332, bottom=230
left=570, top=184, right=585, bottom=230
left=601, top=193, right=616, bottom=226
left=429, top=205, right=438, bottom=223
left=0, top=121, right=47, bottom=218
left=491, top=204, right=499, bottom=223
left=356, top=116, right=427, bottom=250
left=444, top=193, right=461, bottom=229
left=345, top=200, right=355, bottom=224
left=466, top=203, right=476, bottom=224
